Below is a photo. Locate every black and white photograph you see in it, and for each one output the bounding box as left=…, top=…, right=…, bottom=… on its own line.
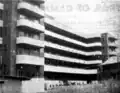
left=0, top=0, right=120, bottom=93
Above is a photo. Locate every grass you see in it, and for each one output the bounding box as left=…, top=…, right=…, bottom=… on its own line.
left=46, top=79, right=120, bottom=93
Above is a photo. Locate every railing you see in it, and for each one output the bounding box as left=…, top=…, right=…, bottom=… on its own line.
left=16, top=54, right=44, bottom=65
left=18, top=1, right=44, bottom=17
left=45, top=53, right=102, bottom=64
left=45, top=65, right=97, bottom=74
left=17, top=36, right=44, bottom=48
left=45, top=41, right=102, bottom=56
left=45, top=30, right=102, bottom=47
left=17, top=18, right=44, bottom=32
left=17, top=48, right=40, bottom=57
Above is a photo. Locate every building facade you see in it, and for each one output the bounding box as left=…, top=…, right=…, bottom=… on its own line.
left=44, top=17, right=103, bottom=89
left=0, top=0, right=119, bottom=92
left=0, top=0, right=45, bottom=93
left=101, top=32, right=120, bottom=80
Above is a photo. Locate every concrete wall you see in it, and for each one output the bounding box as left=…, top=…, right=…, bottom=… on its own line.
left=0, top=78, right=44, bottom=93
left=0, top=79, right=21, bottom=93
left=21, top=78, right=44, bottom=93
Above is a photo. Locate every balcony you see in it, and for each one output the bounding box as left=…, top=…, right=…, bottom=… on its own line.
left=0, top=20, right=3, bottom=27
left=18, top=2, right=44, bottom=18
left=109, top=51, right=117, bottom=55
left=45, top=65, right=97, bottom=74
left=45, top=41, right=102, bottom=56
left=17, top=36, right=44, bottom=48
left=102, top=56, right=118, bottom=65
left=45, top=53, right=102, bottom=64
left=45, top=30, right=102, bottom=47
left=108, top=39, right=118, bottom=46
left=108, top=42, right=117, bottom=47
left=108, top=47, right=119, bottom=55
left=17, top=18, right=44, bottom=33
left=16, top=54, right=44, bottom=66
left=0, top=3, right=3, bottom=10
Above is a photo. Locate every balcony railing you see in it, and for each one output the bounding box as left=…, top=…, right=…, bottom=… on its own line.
left=45, top=41, right=102, bottom=56
left=45, top=65, right=97, bottom=74
left=108, top=39, right=118, bottom=46
left=108, top=48, right=118, bottom=55
left=17, top=18, right=44, bottom=32
left=17, top=36, right=44, bottom=48
left=108, top=42, right=117, bottom=47
left=45, top=30, right=102, bottom=47
left=18, top=1, right=44, bottom=18
left=102, top=56, right=118, bottom=65
left=16, top=54, right=44, bottom=66
left=45, top=53, right=102, bottom=64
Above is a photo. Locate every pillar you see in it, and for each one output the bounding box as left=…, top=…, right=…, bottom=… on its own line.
left=2, top=0, right=18, bottom=76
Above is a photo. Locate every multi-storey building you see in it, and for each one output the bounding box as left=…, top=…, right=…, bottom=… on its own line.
left=101, top=32, right=120, bottom=80
left=44, top=18, right=120, bottom=89
left=0, top=0, right=119, bottom=92
left=101, top=33, right=118, bottom=63
left=0, top=0, right=45, bottom=93
left=44, top=17, right=103, bottom=89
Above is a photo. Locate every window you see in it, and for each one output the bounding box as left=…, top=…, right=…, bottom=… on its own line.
left=17, top=69, right=23, bottom=77
left=33, top=49, right=39, bottom=56
left=19, top=31, right=24, bottom=37
left=33, top=34, right=39, bottom=40
left=24, top=31, right=29, bottom=37
left=0, top=11, right=2, bottom=20
left=0, top=29, right=2, bottom=37
left=40, top=18, right=44, bottom=25
left=17, top=47, right=41, bottom=57
left=17, top=48, right=24, bottom=54
left=24, top=48, right=29, bottom=55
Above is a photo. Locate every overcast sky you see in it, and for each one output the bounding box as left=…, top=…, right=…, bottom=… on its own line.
left=45, top=0, right=120, bottom=37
